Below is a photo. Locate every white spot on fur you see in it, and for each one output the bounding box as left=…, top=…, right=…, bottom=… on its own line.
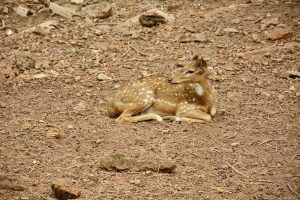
left=194, top=83, right=204, bottom=96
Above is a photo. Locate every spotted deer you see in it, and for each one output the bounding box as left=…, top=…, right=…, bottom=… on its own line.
left=107, top=55, right=216, bottom=123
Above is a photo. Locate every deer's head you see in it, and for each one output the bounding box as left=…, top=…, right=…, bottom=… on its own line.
left=168, top=55, right=208, bottom=84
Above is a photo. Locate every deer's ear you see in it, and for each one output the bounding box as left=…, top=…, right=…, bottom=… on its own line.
left=193, top=55, right=207, bottom=69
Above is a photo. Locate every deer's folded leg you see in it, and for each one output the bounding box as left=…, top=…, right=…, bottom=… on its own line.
left=176, top=105, right=211, bottom=122
left=116, top=113, right=163, bottom=123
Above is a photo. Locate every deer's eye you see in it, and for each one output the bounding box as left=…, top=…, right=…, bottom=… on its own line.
left=185, top=70, right=194, bottom=75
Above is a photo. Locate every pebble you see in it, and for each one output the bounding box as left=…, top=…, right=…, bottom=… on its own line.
left=46, top=130, right=63, bottom=139
left=231, top=142, right=240, bottom=147
left=223, top=28, right=239, bottom=33
left=73, top=101, right=86, bottom=112
left=33, top=73, right=47, bottom=79
left=97, top=73, right=112, bottom=81
left=129, top=179, right=141, bottom=185
left=289, top=86, right=295, bottom=91
left=261, top=91, right=271, bottom=97
left=250, top=0, right=265, bottom=5
left=0, top=101, right=6, bottom=108
left=251, top=33, right=260, bottom=43
left=277, top=94, right=284, bottom=100
left=231, top=18, right=241, bottom=24
left=6, top=29, right=13, bottom=36
left=67, top=124, right=74, bottom=129
left=261, top=17, right=278, bottom=30
left=161, top=129, right=171, bottom=134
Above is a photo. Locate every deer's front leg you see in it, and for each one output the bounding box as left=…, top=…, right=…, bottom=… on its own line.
left=176, top=104, right=211, bottom=123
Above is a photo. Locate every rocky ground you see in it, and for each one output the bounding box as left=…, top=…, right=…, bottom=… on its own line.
left=0, top=0, right=299, bottom=199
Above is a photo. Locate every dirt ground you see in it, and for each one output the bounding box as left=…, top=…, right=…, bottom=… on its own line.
left=0, top=0, right=299, bottom=199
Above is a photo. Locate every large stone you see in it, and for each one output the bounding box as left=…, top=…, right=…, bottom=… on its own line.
left=81, top=2, right=113, bottom=19
left=268, top=28, right=293, bottom=41
left=0, top=174, right=25, bottom=191
left=14, top=53, right=35, bottom=73
left=49, top=2, right=77, bottom=19
left=121, top=9, right=174, bottom=27
left=261, top=17, right=278, bottom=30
left=99, top=153, right=176, bottom=173
left=51, top=179, right=81, bottom=200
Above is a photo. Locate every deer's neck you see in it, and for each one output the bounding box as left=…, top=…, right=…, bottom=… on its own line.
left=193, top=79, right=214, bottom=107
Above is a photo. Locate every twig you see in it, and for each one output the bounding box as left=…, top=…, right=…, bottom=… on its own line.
left=29, top=162, right=39, bottom=173
left=287, top=183, right=299, bottom=197
left=226, top=161, right=250, bottom=178
left=192, top=175, right=202, bottom=186
left=122, top=46, right=130, bottom=57
left=0, top=20, right=6, bottom=30
left=95, top=22, right=118, bottom=25
left=291, top=154, right=300, bottom=161
left=128, top=42, right=149, bottom=56
left=138, top=35, right=147, bottom=40
left=260, top=139, right=285, bottom=145
left=254, top=179, right=274, bottom=183
left=241, top=102, right=265, bottom=105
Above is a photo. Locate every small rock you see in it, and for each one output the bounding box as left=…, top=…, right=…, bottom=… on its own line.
left=20, top=197, right=30, bottom=200
left=230, top=142, right=240, bottom=147
left=145, top=170, right=152, bottom=175
left=49, top=2, right=77, bottom=19
left=97, top=73, right=112, bottom=81
left=46, top=130, right=62, bottom=139
left=21, top=121, right=33, bottom=131
left=287, top=70, right=300, bottom=78
left=1, top=6, right=9, bottom=14
left=161, top=129, right=170, bottom=134
left=14, top=53, right=36, bottom=72
left=83, top=80, right=97, bottom=87
left=33, top=73, right=47, bottom=79
left=251, top=33, right=261, bottom=43
left=0, top=101, right=6, bottom=108
left=289, top=86, right=295, bottom=91
left=261, top=17, right=278, bottom=30
left=0, top=174, right=25, bottom=191
left=268, top=28, right=293, bottom=41
left=231, top=18, right=241, bottom=24
left=67, top=125, right=74, bottom=129
left=277, top=94, right=284, bottom=100
left=223, top=28, right=239, bottom=33
left=71, top=0, right=84, bottom=4
left=50, top=70, right=60, bottom=76
left=178, top=32, right=208, bottom=43
left=130, top=179, right=141, bottom=185
left=51, top=179, right=81, bottom=200
left=95, top=139, right=104, bottom=144
left=215, top=27, right=223, bottom=36
left=121, top=9, right=174, bottom=28
left=81, top=2, right=113, bottom=19
left=264, top=52, right=271, bottom=57
left=6, top=29, right=13, bottom=36
left=250, top=0, right=265, bottom=5
left=139, top=12, right=166, bottom=27
left=261, top=91, right=271, bottom=97
left=73, top=101, right=86, bottom=112
left=13, top=5, right=33, bottom=17
left=94, top=25, right=111, bottom=36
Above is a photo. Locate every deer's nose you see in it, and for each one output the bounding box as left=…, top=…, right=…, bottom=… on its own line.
left=168, top=78, right=173, bottom=83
